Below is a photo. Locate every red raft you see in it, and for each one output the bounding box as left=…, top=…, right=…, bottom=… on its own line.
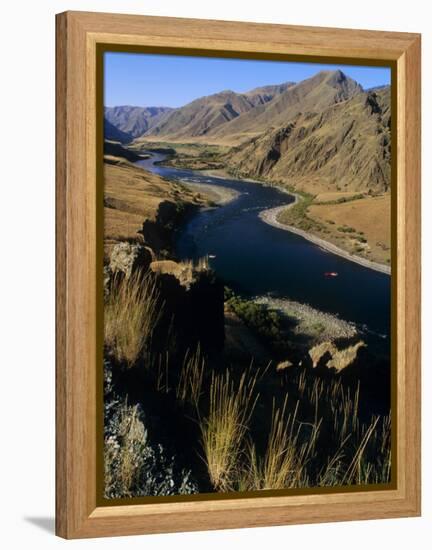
left=324, top=272, right=338, bottom=278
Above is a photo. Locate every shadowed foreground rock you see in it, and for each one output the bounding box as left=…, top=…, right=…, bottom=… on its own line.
left=104, top=361, right=198, bottom=498
left=140, top=200, right=188, bottom=253
left=150, top=259, right=225, bottom=355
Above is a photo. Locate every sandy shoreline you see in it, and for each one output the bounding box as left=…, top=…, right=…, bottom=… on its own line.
left=169, top=161, right=390, bottom=275
left=259, top=202, right=391, bottom=275
left=181, top=180, right=240, bottom=205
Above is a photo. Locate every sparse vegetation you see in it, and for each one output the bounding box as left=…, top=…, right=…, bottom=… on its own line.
left=307, top=194, right=391, bottom=265
left=104, top=272, right=161, bottom=366
left=176, top=346, right=206, bottom=407
left=200, top=373, right=391, bottom=491
left=225, top=291, right=288, bottom=353
left=337, top=225, right=356, bottom=233
left=276, top=193, right=326, bottom=233
left=241, top=398, right=313, bottom=490
left=200, top=368, right=259, bottom=491
left=315, top=193, right=365, bottom=205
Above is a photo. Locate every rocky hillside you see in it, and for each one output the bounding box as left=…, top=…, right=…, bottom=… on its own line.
left=105, top=106, right=173, bottom=139
left=225, top=84, right=390, bottom=194
left=210, top=70, right=364, bottom=144
left=104, top=118, right=133, bottom=144
left=141, top=83, right=295, bottom=141
left=103, top=153, right=210, bottom=259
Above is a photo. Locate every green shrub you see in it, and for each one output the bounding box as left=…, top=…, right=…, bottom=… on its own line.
left=337, top=226, right=356, bottom=233
left=226, top=294, right=287, bottom=351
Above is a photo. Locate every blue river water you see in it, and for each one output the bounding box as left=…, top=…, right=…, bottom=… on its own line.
left=136, top=154, right=391, bottom=351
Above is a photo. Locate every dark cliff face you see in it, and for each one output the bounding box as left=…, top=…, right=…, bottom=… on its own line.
left=106, top=243, right=226, bottom=358
left=104, top=118, right=132, bottom=144
left=103, top=140, right=142, bottom=161
left=150, top=262, right=225, bottom=356
left=138, top=199, right=190, bottom=254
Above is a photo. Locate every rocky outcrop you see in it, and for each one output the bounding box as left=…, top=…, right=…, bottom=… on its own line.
left=109, top=242, right=154, bottom=278
left=150, top=259, right=225, bottom=354
left=309, top=341, right=337, bottom=368
left=151, top=259, right=195, bottom=287
left=105, top=242, right=224, bottom=357
left=327, top=341, right=366, bottom=372
left=104, top=362, right=199, bottom=498
left=309, top=340, right=366, bottom=372
left=276, top=360, right=294, bottom=372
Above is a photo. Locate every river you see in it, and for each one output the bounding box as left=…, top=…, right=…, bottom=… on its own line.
left=136, top=153, right=391, bottom=354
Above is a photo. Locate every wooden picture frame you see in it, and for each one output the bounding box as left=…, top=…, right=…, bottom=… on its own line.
left=56, top=11, right=421, bottom=539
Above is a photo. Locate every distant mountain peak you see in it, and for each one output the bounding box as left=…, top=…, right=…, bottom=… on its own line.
left=104, top=106, right=173, bottom=138
left=313, top=69, right=363, bottom=91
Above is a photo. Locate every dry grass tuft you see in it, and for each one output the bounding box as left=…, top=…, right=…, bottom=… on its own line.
left=236, top=375, right=390, bottom=491
left=200, top=368, right=259, bottom=491
left=176, top=346, right=206, bottom=407
left=241, top=398, right=319, bottom=491
left=104, top=272, right=161, bottom=366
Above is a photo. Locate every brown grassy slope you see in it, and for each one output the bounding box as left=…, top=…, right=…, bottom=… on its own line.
left=226, top=86, right=391, bottom=195
left=104, top=158, right=207, bottom=257
left=209, top=70, right=363, bottom=145
left=144, top=83, right=294, bottom=141
left=307, top=194, right=391, bottom=265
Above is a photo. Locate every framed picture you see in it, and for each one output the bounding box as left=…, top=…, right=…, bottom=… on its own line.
left=56, top=11, right=421, bottom=539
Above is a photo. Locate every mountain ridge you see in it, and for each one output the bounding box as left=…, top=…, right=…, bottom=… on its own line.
left=224, top=85, right=391, bottom=194
left=105, top=106, right=173, bottom=139
left=142, top=82, right=296, bottom=140
left=105, top=70, right=391, bottom=194
left=208, top=70, right=364, bottom=144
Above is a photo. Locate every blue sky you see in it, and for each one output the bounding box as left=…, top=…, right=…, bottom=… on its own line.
left=104, top=52, right=391, bottom=108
